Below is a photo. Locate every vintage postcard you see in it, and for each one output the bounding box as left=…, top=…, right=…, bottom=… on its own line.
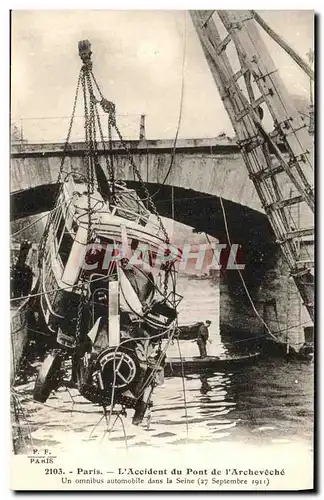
left=10, top=9, right=315, bottom=491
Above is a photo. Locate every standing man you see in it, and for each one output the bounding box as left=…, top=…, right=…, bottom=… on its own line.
left=197, top=320, right=211, bottom=358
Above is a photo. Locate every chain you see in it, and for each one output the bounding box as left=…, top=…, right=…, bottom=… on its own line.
left=81, top=69, right=94, bottom=243
left=113, top=122, right=169, bottom=241
left=90, top=72, right=170, bottom=248
left=90, top=71, right=171, bottom=296
left=90, top=72, right=116, bottom=194
left=74, top=66, right=98, bottom=341
left=112, top=120, right=171, bottom=296
left=38, top=71, right=82, bottom=264
left=91, top=70, right=171, bottom=296
left=108, top=116, right=115, bottom=199
left=94, top=106, right=113, bottom=181
left=75, top=285, right=85, bottom=341
left=90, top=70, right=104, bottom=100
left=85, top=71, right=98, bottom=190
left=58, top=70, right=83, bottom=184
left=94, top=103, right=115, bottom=192
left=91, top=71, right=170, bottom=241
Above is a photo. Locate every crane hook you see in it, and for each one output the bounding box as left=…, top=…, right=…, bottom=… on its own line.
left=78, top=39, right=93, bottom=71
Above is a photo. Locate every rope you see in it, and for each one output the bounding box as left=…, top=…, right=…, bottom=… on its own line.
left=160, top=11, right=187, bottom=186
left=219, top=195, right=279, bottom=342
left=133, top=11, right=188, bottom=203
left=203, top=230, right=309, bottom=346
left=101, top=325, right=176, bottom=430
left=134, top=332, right=175, bottom=400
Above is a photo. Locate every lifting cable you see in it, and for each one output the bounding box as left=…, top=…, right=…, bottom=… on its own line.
left=218, top=195, right=287, bottom=344
left=148, top=10, right=187, bottom=200
left=161, top=10, right=187, bottom=186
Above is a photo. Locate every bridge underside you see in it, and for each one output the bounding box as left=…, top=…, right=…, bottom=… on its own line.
left=11, top=181, right=277, bottom=291
left=11, top=180, right=272, bottom=240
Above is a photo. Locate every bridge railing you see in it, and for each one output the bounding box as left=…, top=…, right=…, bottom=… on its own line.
left=11, top=114, right=143, bottom=144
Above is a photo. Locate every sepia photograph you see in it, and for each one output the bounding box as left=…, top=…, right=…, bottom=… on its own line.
left=9, top=8, right=315, bottom=491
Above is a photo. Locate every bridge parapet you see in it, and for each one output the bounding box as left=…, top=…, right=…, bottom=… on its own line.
left=11, top=137, right=239, bottom=155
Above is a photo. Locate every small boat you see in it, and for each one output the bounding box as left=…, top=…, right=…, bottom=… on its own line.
left=164, top=352, right=260, bottom=375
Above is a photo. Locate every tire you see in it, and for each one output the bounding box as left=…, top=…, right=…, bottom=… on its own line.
left=132, top=386, right=153, bottom=425
left=33, top=352, right=62, bottom=403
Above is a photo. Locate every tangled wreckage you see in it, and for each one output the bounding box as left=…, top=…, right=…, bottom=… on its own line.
left=12, top=40, right=183, bottom=425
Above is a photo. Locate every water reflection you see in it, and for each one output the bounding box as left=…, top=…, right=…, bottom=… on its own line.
left=200, top=375, right=212, bottom=394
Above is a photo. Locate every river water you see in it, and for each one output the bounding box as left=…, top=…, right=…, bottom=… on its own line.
left=13, top=275, right=314, bottom=454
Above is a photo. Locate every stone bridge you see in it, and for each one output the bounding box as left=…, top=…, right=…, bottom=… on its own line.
left=10, top=137, right=309, bottom=351
left=11, top=137, right=263, bottom=215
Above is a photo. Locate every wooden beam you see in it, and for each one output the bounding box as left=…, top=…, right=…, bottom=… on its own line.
left=265, top=194, right=304, bottom=211
left=283, top=227, right=314, bottom=241
left=251, top=10, right=314, bottom=80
